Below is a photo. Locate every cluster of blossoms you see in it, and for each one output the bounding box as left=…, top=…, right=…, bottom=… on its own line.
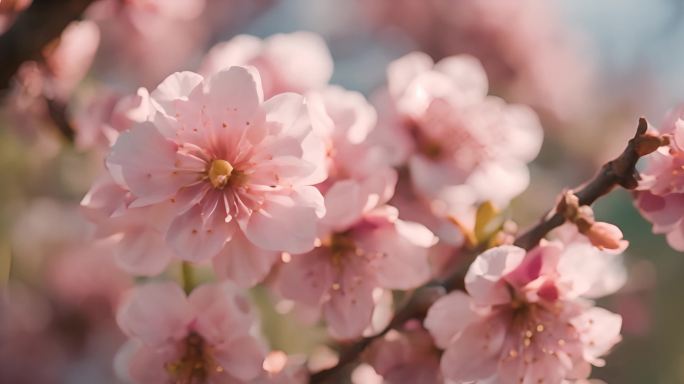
left=6, top=2, right=676, bottom=382
left=635, top=106, right=684, bottom=251
left=67, top=27, right=636, bottom=384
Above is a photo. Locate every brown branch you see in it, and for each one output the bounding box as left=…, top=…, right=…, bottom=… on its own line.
left=0, top=0, right=95, bottom=93
left=514, top=117, right=660, bottom=249
left=307, top=118, right=665, bottom=383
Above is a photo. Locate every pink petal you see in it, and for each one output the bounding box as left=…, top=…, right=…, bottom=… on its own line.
left=115, top=226, right=174, bottom=276
left=424, top=291, right=477, bottom=349
left=108, top=122, right=202, bottom=205
left=116, top=282, right=192, bottom=347
left=200, top=35, right=263, bottom=76
left=204, top=66, right=264, bottom=127
left=357, top=218, right=434, bottom=290
left=212, top=231, right=280, bottom=287
left=323, top=267, right=376, bottom=340
left=571, top=307, right=622, bottom=366
left=189, top=282, right=254, bottom=343
left=262, top=31, right=333, bottom=94
left=122, top=340, right=179, bottom=384
left=666, top=223, right=684, bottom=252
left=243, top=187, right=323, bottom=253
left=263, top=93, right=307, bottom=136
left=465, top=245, right=526, bottom=306
left=212, top=335, right=266, bottom=381
left=166, top=205, right=235, bottom=262
left=275, top=247, right=335, bottom=307
left=150, top=71, right=203, bottom=116
left=434, top=54, right=489, bottom=104
left=440, top=316, right=506, bottom=382
left=387, top=51, right=433, bottom=100
left=322, top=180, right=371, bottom=231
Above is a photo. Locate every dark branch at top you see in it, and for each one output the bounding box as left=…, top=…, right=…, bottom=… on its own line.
left=0, top=0, right=95, bottom=94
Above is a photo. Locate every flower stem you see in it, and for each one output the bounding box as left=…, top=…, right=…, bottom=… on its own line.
left=181, top=261, right=196, bottom=294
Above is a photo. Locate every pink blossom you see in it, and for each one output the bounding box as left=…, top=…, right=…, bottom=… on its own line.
left=81, top=173, right=178, bottom=276
left=73, top=87, right=151, bottom=150
left=274, top=204, right=436, bottom=339
left=360, top=0, right=594, bottom=119
left=635, top=106, right=684, bottom=251
left=42, top=20, right=100, bottom=100
left=115, top=281, right=266, bottom=383
left=272, top=83, right=434, bottom=339
left=371, top=52, right=543, bottom=210
left=361, top=323, right=441, bottom=384
left=307, top=85, right=396, bottom=205
left=424, top=243, right=623, bottom=383
left=583, top=222, right=628, bottom=252
left=200, top=32, right=333, bottom=98
left=87, top=0, right=209, bottom=87
left=99, top=67, right=326, bottom=285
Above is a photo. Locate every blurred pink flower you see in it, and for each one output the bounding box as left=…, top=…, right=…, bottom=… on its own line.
left=360, top=0, right=594, bottom=119
left=73, top=87, right=151, bottom=150
left=307, top=85, right=396, bottom=205
left=635, top=106, right=684, bottom=251
left=87, top=0, right=209, bottom=87
left=424, top=243, right=623, bottom=383
left=115, top=281, right=266, bottom=383
left=42, top=20, right=100, bottom=100
left=200, top=32, right=333, bottom=98
left=275, top=204, right=436, bottom=339
left=99, top=67, right=326, bottom=285
left=372, top=52, right=542, bottom=211
left=362, top=323, right=441, bottom=384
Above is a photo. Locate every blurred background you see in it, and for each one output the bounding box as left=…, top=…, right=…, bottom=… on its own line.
left=1, top=0, right=683, bottom=383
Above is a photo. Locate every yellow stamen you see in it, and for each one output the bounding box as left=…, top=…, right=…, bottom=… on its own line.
left=208, top=159, right=233, bottom=189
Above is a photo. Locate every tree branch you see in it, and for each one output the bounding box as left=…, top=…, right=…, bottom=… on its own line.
left=0, top=0, right=95, bottom=93
left=307, top=117, right=666, bottom=383
left=514, top=117, right=660, bottom=250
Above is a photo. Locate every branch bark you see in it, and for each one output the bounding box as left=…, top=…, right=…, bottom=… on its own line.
left=513, top=117, right=657, bottom=250
left=0, top=0, right=95, bottom=93
left=307, top=118, right=664, bottom=383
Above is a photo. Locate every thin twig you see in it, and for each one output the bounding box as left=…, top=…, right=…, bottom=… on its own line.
left=514, top=117, right=659, bottom=250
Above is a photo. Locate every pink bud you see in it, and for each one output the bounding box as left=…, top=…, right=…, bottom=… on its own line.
left=585, top=222, right=628, bottom=251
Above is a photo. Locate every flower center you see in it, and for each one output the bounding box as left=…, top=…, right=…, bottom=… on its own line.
left=165, top=332, right=224, bottom=384
left=208, top=159, right=233, bottom=189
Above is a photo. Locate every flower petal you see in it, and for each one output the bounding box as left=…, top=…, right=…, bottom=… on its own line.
left=212, top=231, right=280, bottom=287
left=116, top=282, right=192, bottom=347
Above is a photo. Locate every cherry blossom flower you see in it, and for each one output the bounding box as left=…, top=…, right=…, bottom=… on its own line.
left=361, top=322, right=441, bottom=384
left=371, top=52, right=543, bottom=211
left=115, top=281, right=266, bottom=383
left=200, top=32, right=333, bottom=98
left=271, top=83, right=434, bottom=339
left=73, top=87, right=151, bottom=150
left=424, top=242, right=623, bottom=383
left=275, top=202, right=436, bottom=339
left=307, top=85, right=396, bottom=204
left=81, top=173, right=177, bottom=276
left=359, top=0, right=594, bottom=119
left=100, top=67, right=326, bottom=285
left=635, top=106, right=684, bottom=251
